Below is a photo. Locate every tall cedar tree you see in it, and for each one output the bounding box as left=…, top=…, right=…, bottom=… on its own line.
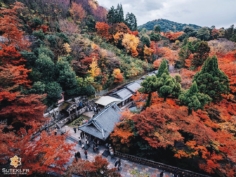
left=125, top=12, right=137, bottom=31
left=193, top=56, right=230, bottom=101
left=107, top=4, right=124, bottom=24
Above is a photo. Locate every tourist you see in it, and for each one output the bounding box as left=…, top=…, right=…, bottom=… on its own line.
left=78, top=136, right=82, bottom=145
left=84, top=150, right=88, bottom=159
left=73, top=127, right=76, bottom=133
left=74, top=151, right=80, bottom=162
left=115, top=158, right=121, bottom=170
left=80, top=131, right=84, bottom=139
left=160, top=171, right=164, bottom=177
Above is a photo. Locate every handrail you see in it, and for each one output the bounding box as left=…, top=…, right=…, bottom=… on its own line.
left=114, top=151, right=211, bottom=177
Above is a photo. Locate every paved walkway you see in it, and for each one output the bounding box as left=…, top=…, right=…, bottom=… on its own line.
left=62, top=126, right=172, bottom=177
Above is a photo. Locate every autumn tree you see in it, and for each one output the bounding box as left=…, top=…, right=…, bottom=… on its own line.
left=66, top=156, right=121, bottom=177
left=179, top=82, right=212, bottom=115
left=95, top=22, right=110, bottom=40
left=122, top=33, right=139, bottom=57
left=0, top=3, right=75, bottom=176
left=70, top=2, right=86, bottom=22
left=113, top=68, right=124, bottom=83
left=88, top=57, right=101, bottom=78
left=0, top=2, right=29, bottom=49
left=193, top=56, right=230, bottom=101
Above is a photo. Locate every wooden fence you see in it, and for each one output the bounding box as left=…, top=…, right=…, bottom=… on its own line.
left=114, top=151, right=211, bottom=177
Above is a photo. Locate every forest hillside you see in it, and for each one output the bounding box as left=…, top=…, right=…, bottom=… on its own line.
left=138, top=18, right=201, bottom=32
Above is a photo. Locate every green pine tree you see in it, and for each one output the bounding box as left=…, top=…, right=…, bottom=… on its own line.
left=156, top=59, right=169, bottom=78
left=139, top=75, right=158, bottom=107
left=156, top=73, right=181, bottom=101
left=179, top=82, right=212, bottom=115
left=193, top=56, right=230, bottom=101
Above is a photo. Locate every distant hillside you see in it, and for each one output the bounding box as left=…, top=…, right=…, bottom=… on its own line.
left=138, top=19, right=201, bottom=32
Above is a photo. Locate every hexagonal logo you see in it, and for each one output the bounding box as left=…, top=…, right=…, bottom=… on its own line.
left=10, top=155, right=21, bottom=168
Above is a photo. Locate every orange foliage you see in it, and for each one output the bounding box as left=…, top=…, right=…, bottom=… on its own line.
left=67, top=155, right=121, bottom=176
left=179, top=68, right=196, bottom=89
left=112, top=92, right=236, bottom=176
left=130, top=30, right=139, bottom=36
left=110, top=110, right=135, bottom=151
left=132, top=91, right=148, bottom=108
left=0, top=3, right=75, bottom=175
left=109, top=23, right=131, bottom=35
left=143, top=45, right=154, bottom=62
left=95, top=22, right=111, bottom=40
left=157, top=47, right=178, bottom=65
left=218, top=51, right=236, bottom=94
left=163, top=31, right=184, bottom=41
left=112, top=68, right=124, bottom=83
left=153, top=59, right=162, bottom=69
left=150, top=41, right=159, bottom=56
left=70, top=2, right=86, bottom=21
left=0, top=2, right=29, bottom=49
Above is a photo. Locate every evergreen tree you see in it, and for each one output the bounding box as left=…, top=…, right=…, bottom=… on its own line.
left=140, top=34, right=151, bottom=47
left=107, top=4, right=124, bottom=24
left=156, top=59, right=168, bottom=78
left=35, top=52, right=55, bottom=82
left=193, top=56, right=230, bottom=101
left=125, top=13, right=137, bottom=31
left=107, top=6, right=116, bottom=24
left=156, top=73, right=181, bottom=101
left=192, top=41, right=210, bottom=67
left=179, top=82, right=212, bottom=115
left=45, top=82, right=63, bottom=105
left=153, top=25, right=161, bottom=33
left=116, top=4, right=124, bottom=23
left=56, top=60, right=79, bottom=96
left=140, top=75, right=158, bottom=107
left=149, top=32, right=161, bottom=42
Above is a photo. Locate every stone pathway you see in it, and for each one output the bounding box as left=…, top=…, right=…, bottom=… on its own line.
left=62, top=126, right=172, bottom=177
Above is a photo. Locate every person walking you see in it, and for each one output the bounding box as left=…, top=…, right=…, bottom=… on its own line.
left=74, top=151, right=80, bottom=162
left=80, top=131, right=84, bottom=139
left=73, top=127, right=76, bottom=133
left=115, top=158, right=121, bottom=170
left=160, top=171, right=164, bottom=177
left=84, top=150, right=88, bottom=159
left=78, top=136, right=82, bottom=145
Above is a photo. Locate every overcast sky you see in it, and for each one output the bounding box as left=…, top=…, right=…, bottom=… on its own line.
left=97, top=0, right=236, bottom=28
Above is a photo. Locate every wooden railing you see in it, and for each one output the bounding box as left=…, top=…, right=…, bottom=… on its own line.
left=114, top=151, right=211, bottom=177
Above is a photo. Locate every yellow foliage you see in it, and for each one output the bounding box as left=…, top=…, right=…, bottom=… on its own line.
left=91, top=42, right=100, bottom=50
left=88, top=0, right=98, bottom=10
left=63, top=43, right=71, bottom=53
left=122, top=33, right=139, bottom=53
left=143, top=45, right=154, bottom=56
left=88, top=57, right=101, bottom=78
